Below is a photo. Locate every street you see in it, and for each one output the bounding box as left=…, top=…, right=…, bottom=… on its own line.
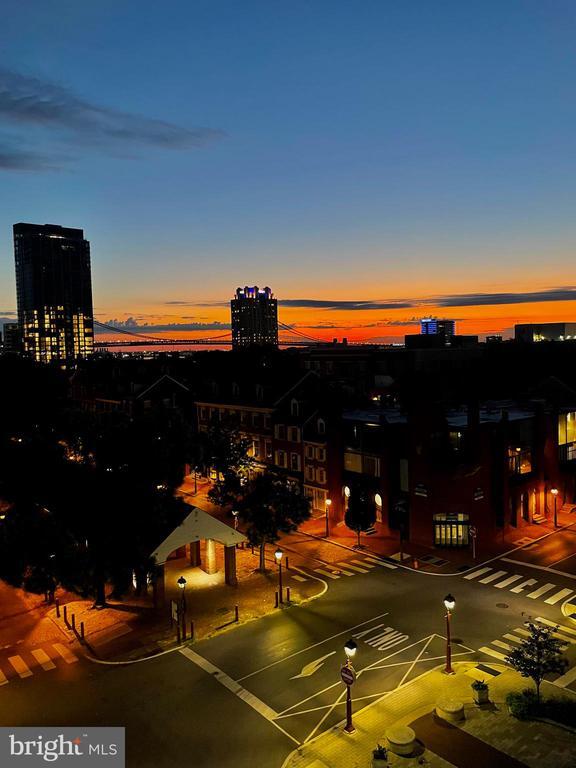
left=1, top=540, right=576, bottom=767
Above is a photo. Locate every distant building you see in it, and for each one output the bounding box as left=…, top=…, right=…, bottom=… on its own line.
left=515, top=323, right=576, bottom=343
left=420, top=318, right=456, bottom=336
left=486, top=335, right=503, bottom=344
left=231, top=286, right=278, bottom=349
left=2, top=323, right=20, bottom=353
left=13, top=223, right=94, bottom=364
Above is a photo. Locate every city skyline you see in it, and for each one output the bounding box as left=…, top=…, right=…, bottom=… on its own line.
left=1, top=2, right=576, bottom=341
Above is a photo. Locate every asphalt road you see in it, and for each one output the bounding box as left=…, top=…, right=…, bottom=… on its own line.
left=1, top=550, right=575, bottom=768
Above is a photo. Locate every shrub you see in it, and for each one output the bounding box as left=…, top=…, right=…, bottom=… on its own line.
left=506, top=689, right=538, bottom=720
left=471, top=679, right=489, bottom=691
left=507, top=689, right=576, bottom=727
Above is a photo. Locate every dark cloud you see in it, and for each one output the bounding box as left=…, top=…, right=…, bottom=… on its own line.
left=0, top=69, right=223, bottom=171
left=279, top=299, right=414, bottom=310
left=434, top=287, right=576, bottom=308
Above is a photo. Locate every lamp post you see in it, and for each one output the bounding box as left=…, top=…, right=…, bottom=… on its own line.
left=325, top=498, right=332, bottom=538
left=443, top=594, right=455, bottom=674
left=232, top=509, right=239, bottom=531
left=194, top=466, right=198, bottom=495
left=343, top=639, right=358, bottom=734
left=274, top=547, right=284, bottom=604
left=551, top=487, right=559, bottom=528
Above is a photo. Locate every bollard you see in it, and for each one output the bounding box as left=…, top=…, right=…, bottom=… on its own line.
left=80, top=622, right=85, bottom=642
left=63, top=605, right=69, bottom=628
left=176, top=624, right=181, bottom=644
left=286, top=587, right=291, bottom=602
left=235, top=604, right=239, bottom=622
left=71, top=614, right=76, bottom=633
left=182, top=622, right=187, bottom=642
left=55, top=599, right=60, bottom=619
left=285, top=556, right=290, bottom=570
left=190, top=621, right=194, bottom=641
left=275, top=591, right=279, bottom=608
left=251, top=546, right=254, bottom=555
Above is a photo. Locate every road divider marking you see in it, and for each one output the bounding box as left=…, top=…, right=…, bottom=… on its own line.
left=180, top=647, right=279, bottom=720
left=544, top=588, right=573, bottom=605
left=31, top=649, right=56, bottom=671
left=479, top=570, right=508, bottom=584
left=464, top=567, right=492, bottom=580
left=526, top=583, right=556, bottom=600
left=8, top=656, right=32, bottom=678
left=53, top=644, right=78, bottom=664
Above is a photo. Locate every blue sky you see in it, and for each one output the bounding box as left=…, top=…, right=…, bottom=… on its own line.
left=1, top=1, right=575, bottom=338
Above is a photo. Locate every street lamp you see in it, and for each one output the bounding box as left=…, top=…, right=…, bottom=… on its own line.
left=274, top=547, right=284, bottom=604
left=343, top=639, right=358, bottom=734
left=176, top=576, right=187, bottom=642
left=232, top=509, right=239, bottom=531
left=443, top=594, right=455, bottom=675
left=551, top=487, right=559, bottom=528
left=325, top=498, right=332, bottom=538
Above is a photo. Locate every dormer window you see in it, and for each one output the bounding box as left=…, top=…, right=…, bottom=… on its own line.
left=317, top=418, right=326, bottom=435
left=291, top=398, right=300, bottom=417
left=232, top=382, right=240, bottom=397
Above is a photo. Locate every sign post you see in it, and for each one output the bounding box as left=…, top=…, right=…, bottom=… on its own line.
left=340, top=664, right=356, bottom=734
left=470, top=526, right=477, bottom=560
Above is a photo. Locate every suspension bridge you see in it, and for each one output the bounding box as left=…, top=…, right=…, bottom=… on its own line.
left=93, top=320, right=330, bottom=348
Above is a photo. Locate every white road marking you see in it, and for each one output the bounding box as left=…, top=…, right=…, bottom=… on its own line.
left=526, top=583, right=556, bottom=599
left=0, top=668, right=8, bottom=685
left=536, top=617, right=576, bottom=637
left=501, top=557, right=576, bottom=581
left=513, top=628, right=531, bottom=638
left=291, top=575, right=307, bottom=582
left=339, top=562, right=368, bottom=574
left=493, top=640, right=513, bottom=651
left=479, top=570, right=508, bottom=584
left=494, top=574, right=523, bottom=589
left=364, top=557, right=397, bottom=569
left=52, top=644, right=78, bottom=664
left=510, top=578, right=538, bottom=593
left=553, top=665, right=576, bottom=689
left=313, top=568, right=340, bottom=580
left=544, top=588, right=573, bottom=605
left=180, top=647, right=279, bottom=719
left=479, top=646, right=507, bottom=661
left=290, top=652, right=336, bottom=680
left=331, top=566, right=355, bottom=576
left=8, top=656, right=32, bottom=678
left=503, top=633, right=523, bottom=644
left=352, top=559, right=374, bottom=569
left=463, top=567, right=492, bottom=580
left=31, top=649, right=56, bottom=671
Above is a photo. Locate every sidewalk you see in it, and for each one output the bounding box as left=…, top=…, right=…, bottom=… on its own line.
left=295, top=510, right=576, bottom=575
left=282, top=663, right=576, bottom=768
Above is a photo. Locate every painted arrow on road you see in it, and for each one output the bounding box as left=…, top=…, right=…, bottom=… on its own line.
left=290, top=652, right=336, bottom=679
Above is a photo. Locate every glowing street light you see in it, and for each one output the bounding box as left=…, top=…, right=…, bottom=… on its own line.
left=342, top=639, right=358, bottom=733
left=275, top=547, right=284, bottom=604
left=325, top=498, right=332, bottom=538
left=443, top=594, right=455, bottom=674
left=551, top=487, right=559, bottom=528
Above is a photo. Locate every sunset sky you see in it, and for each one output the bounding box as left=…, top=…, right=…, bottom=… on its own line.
left=1, top=1, right=576, bottom=342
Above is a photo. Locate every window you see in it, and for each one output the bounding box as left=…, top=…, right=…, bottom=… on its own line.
left=449, top=431, right=463, bottom=451
left=265, top=440, right=273, bottom=460
left=558, top=412, right=576, bottom=445
left=305, top=445, right=315, bottom=460
left=305, top=465, right=315, bottom=482
left=344, top=452, right=362, bottom=473
left=240, top=411, right=247, bottom=425
left=362, top=455, right=380, bottom=477
left=263, top=415, right=271, bottom=430
left=288, top=426, right=300, bottom=442
left=305, top=486, right=327, bottom=512
left=251, top=440, right=261, bottom=458
left=291, top=399, right=300, bottom=417
left=252, top=413, right=261, bottom=429
left=315, top=447, right=326, bottom=462
left=275, top=424, right=286, bottom=440
left=316, top=468, right=326, bottom=484
left=199, top=407, right=208, bottom=420
left=433, top=513, right=470, bottom=547
left=508, top=447, right=532, bottom=475
left=317, top=418, right=326, bottom=434
left=290, top=453, right=301, bottom=472
left=275, top=450, right=287, bottom=468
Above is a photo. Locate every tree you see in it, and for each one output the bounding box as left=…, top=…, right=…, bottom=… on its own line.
left=345, top=488, right=376, bottom=549
left=238, top=474, right=311, bottom=571
left=205, top=420, right=256, bottom=508
left=505, top=621, right=567, bottom=704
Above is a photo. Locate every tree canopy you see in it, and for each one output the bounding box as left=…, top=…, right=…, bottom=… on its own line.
left=505, top=621, right=567, bottom=703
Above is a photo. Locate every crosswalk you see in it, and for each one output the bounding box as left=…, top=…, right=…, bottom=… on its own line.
left=479, top=617, right=576, bottom=689
left=291, top=554, right=397, bottom=583
left=463, top=565, right=574, bottom=605
left=0, top=643, right=78, bottom=687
